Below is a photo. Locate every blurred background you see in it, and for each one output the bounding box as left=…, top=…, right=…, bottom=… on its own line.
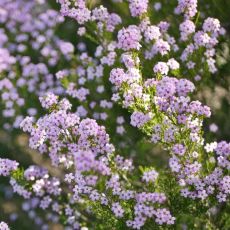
left=0, top=0, right=229, bottom=229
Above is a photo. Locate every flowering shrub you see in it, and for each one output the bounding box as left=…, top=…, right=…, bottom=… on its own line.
left=0, top=0, right=230, bottom=229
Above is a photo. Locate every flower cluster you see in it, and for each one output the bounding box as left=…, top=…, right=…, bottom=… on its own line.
left=0, top=159, right=18, bottom=176
left=0, top=222, right=10, bottom=230
left=59, top=1, right=121, bottom=32
left=128, top=0, right=149, bottom=17
left=0, top=96, right=176, bottom=229
left=117, top=25, right=142, bottom=51
left=175, top=0, right=198, bottom=19
left=0, top=0, right=229, bottom=229
left=109, top=45, right=229, bottom=204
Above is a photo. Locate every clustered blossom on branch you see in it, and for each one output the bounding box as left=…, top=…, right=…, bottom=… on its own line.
left=109, top=52, right=230, bottom=202
left=0, top=158, right=18, bottom=176
left=57, top=0, right=229, bottom=222
left=0, top=0, right=229, bottom=229
left=1, top=96, right=176, bottom=229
